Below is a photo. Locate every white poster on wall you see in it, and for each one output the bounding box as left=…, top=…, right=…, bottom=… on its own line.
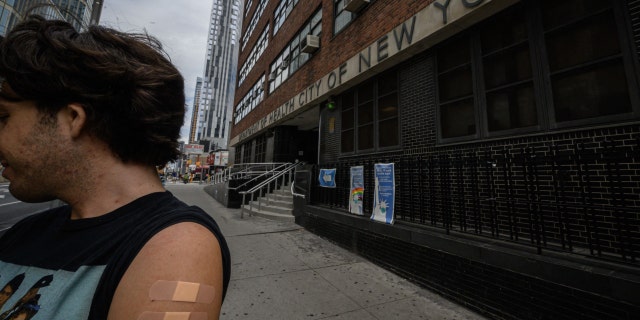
left=371, top=163, right=395, bottom=224
left=349, top=166, right=364, bottom=215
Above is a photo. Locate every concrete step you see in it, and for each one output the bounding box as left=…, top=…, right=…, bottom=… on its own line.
left=247, top=200, right=292, bottom=215
left=239, top=183, right=294, bottom=221
left=262, top=197, right=293, bottom=209
left=266, top=189, right=293, bottom=197
left=266, top=193, right=293, bottom=205
left=241, top=204, right=294, bottom=222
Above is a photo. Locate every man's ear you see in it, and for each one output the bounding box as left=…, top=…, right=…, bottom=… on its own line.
left=61, top=103, right=87, bottom=138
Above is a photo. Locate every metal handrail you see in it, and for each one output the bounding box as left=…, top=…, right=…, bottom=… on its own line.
left=239, top=161, right=303, bottom=218
left=228, top=162, right=290, bottom=191
left=291, top=181, right=306, bottom=199
left=211, top=162, right=288, bottom=185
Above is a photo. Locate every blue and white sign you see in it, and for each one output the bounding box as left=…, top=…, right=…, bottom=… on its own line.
left=371, top=163, right=395, bottom=224
left=318, top=168, right=336, bottom=188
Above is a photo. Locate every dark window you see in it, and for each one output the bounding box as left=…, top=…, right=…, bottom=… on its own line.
left=255, top=134, right=267, bottom=162
left=235, top=145, right=243, bottom=164
left=340, top=91, right=355, bottom=153
left=341, top=70, right=400, bottom=153
left=243, top=140, right=253, bottom=163
left=377, top=71, right=399, bottom=148
left=552, top=62, right=631, bottom=122
left=437, top=36, right=476, bottom=139
left=481, top=7, right=537, bottom=134
left=436, top=0, right=638, bottom=143
left=357, top=84, right=374, bottom=151
left=541, top=0, right=632, bottom=123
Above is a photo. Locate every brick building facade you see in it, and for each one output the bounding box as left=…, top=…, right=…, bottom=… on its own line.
left=232, top=0, right=640, bottom=318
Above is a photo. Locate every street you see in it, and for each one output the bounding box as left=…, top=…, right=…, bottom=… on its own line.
left=168, top=183, right=486, bottom=320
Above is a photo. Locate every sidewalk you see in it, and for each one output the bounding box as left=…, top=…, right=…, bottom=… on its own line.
left=169, top=184, right=486, bottom=320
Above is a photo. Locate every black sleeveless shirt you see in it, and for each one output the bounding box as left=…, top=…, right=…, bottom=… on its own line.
left=0, top=191, right=230, bottom=319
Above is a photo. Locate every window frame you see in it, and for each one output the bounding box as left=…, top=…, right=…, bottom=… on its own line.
left=235, top=75, right=266, bottom=124
left=238, top=25, right=270, bottom=86
left=269, top=8, right=322, bottom=94
left=254, top=134, right=267, bottom=162
left=435, top=0, right=640, bottom=144
left=273, top=0, right=300, bottom=36
left=241, top=0, right=268, bottom=51
left=540, top=0, right=640, bottom=130
left=333, top=0, right=376, bottom=35
left=340, top=70, right=401, bottom=155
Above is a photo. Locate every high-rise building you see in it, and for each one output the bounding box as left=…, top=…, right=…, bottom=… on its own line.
left=0, top=0, right=103, bottom=36
left=189, top=77, right=204, bottom=144
left=195, top=0, right=243, bottom=151
left=231, top=0, right=640, bottom=318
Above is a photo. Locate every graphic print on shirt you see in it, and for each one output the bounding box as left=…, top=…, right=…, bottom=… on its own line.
left=0, top=262, right=105, bottom=319
left=0, top=273, right=52, bottom=319
left=0, top=273, right=24, bottom=311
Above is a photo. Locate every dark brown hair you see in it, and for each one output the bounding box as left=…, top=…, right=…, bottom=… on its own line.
left=0, top=15, right=185, bottom=166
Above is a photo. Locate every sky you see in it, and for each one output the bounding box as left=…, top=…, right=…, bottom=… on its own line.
left=99, top=0, right=213, bottom=142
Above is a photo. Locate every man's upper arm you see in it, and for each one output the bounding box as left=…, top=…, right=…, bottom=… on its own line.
left=107, top=222, right=224, bottom=320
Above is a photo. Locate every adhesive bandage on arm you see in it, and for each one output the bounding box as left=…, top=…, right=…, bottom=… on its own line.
left=137, top=311, right=207, bottom=320
left=149, top=280, right=215, bottom=303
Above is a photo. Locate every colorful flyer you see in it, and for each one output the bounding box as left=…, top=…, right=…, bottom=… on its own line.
left=318, top=168, right=336, bottom=188
left=371, top=163, right=395, bottom=224
left=349, top=166, right=364, bottom=215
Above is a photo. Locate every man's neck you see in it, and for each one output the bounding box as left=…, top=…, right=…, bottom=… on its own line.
left=63, top=159, right=165, bottom=220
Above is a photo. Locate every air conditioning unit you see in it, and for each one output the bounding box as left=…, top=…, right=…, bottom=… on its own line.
left=344, top=0, right=370, bottom=12
left=301, top=34, right=320, bottom=53
left=269, top=71, right=277, bottom=81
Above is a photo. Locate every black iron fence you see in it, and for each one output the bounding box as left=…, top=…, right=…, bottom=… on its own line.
left=311, top=138, right=640, bottom=264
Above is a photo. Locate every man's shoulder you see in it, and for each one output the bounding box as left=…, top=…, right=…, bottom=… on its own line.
left=134, top=191, right=209, bottom=219
left=123, top=192, right=220, bottom=238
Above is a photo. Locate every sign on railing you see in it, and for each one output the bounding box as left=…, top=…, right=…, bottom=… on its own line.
left=318, top=168, right=336, bottom=188
left=349, top=166, right=364, bottom=215
left=371, top=163, right=395, bottom=224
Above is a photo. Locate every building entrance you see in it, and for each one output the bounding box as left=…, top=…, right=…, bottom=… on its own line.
left=271, top=126, right=318, bottom=164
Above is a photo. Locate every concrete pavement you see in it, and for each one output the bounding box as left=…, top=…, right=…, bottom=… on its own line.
left=167, top=183, right=486, bottom=320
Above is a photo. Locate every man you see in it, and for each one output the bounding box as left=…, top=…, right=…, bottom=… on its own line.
left=0, top=16, right=230, bottom=319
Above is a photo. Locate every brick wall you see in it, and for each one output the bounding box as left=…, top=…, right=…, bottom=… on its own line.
left=232, top=0, right=435, bottom=137
left=399, top=52, right=437, bottom=151
left=314, top=49, right=640, bottom=260
left=313, top=0, right=640, bottom=262
left=319, top=104, right=341, bottom=164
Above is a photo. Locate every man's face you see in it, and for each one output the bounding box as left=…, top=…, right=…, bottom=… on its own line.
left=0, top=82, right=72, bottom=202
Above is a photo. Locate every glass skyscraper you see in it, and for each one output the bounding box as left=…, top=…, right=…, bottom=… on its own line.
left=189, top=77, right=204, bottom=144
left=194, top=0, right=242, bottom=151
left=0, top=0, right=103, bottom=36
